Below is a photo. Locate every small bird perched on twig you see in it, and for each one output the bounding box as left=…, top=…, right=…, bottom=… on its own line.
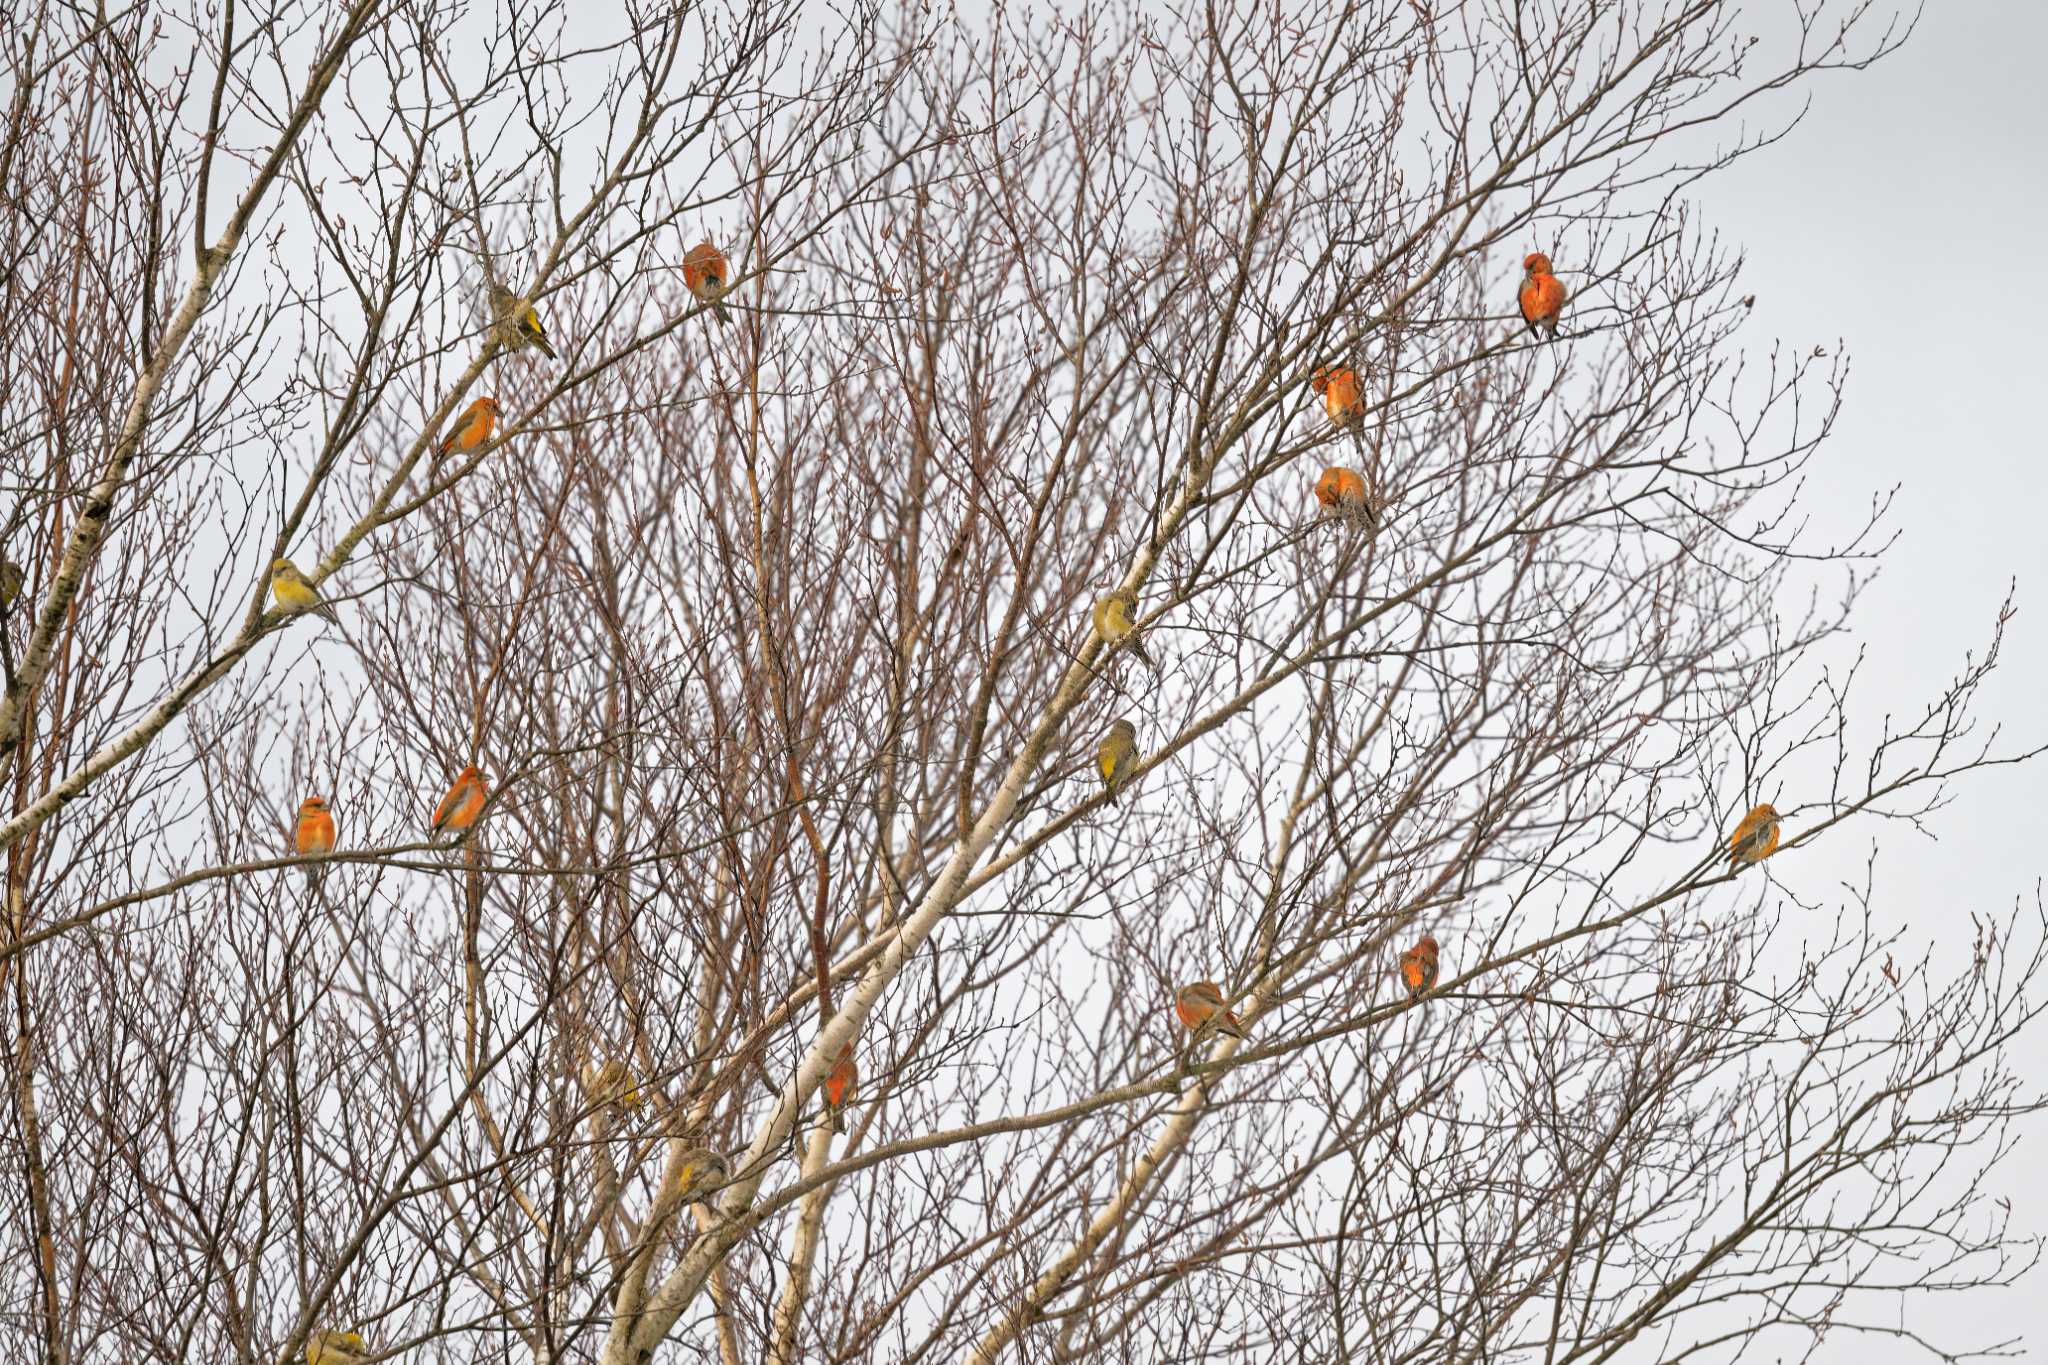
left=1174, top=980, right=1249, bottom=1040
left=293, top=796, right=336, bottom=888
left=1311, top=364, right=1367, bottom=445
left=1314, top=465, right=1378, bottom=529
left=434, top=396, right=501, bottom=464
left=1097, top=718, right=1139, bottom=803
left=682, top=241, right=733, bottom=326
left=430, top=765, right=489, bottom=842
left=824, top=1043, right=856, bottom=1133
left=1398, top=934, right=1439, bottom=1000
left=1091, top=589, right=1158, bottom=672
left=1727, top=803, right=1782, bottom=869
left=270, top=559, right=340, bottom=625
left=305, top=1330, right=368, bottom=1365
left=582, top=1058, right=644, bottom=1112
left=1518, top=252, right=1568, bottom=339
left=489, top=283, right=559, bottom=360
left=674, top=1146, right=733, bottom=1202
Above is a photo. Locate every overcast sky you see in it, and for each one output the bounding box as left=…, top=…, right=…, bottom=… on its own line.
left=383, top=2, right=2048, bottom=1353
left=151, top=2, right=2044, bottom=1355
left=1700, top=5, right=2047, bottom=1355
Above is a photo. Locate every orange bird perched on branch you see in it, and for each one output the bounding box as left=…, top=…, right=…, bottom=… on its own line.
left=435, top=396, right=500, bottom=462
left=824, top=1043, right=857, bottom=1132
left=1314, top=465, right=1376, bottom=528
left=683, top=241, right=733, bottom=325
left=293, top=796, right=336, bottom=887
left=1399, top=934, right=1439, bottom=1000
left=1727, top=803, right=1782, bottom=869
left=1519, top=253, right=1567, bottom=339
left=1175, top=981, right=1249, bottom=1040
left=1311, top=364, right=1367, bottom=434
left=431, top=765, right=489, bottom=840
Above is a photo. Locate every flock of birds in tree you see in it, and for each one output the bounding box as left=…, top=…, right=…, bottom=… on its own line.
left=240, top=248, right=1787, bottom=1363
left=1088, top=250, right=1782, bottom=1038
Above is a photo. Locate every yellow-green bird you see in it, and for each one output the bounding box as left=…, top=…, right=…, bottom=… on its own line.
left=1091, top=589, right=1158, bottom=672
left=0, top=559, right=24, bottom=612
left=675, top=1146, right=732, bottom=1202
left=490, top=284, right=559, bottom=360
left=582, top=1058, right=643, bottom=1111
left=305, top=1330, right=367, bottom=1365
left=270, top=559, right=339, bottom=625
left=1097, top=718, right=1138, bottom=803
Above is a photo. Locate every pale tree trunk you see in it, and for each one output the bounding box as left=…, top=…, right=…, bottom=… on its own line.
left=4, top=3, right=2045, bottom=1365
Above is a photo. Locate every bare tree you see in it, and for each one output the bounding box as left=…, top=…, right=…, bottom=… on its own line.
left=3, top=2, right=2041, bottom=1364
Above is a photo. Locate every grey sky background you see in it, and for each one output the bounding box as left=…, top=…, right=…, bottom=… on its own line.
left=1696, top=4, right=2048, bottom=1353
left=516, top=4, right=2048, bottom=1355
left=95, top=1, right=2038, bottom=1356
left=361, top=2, right=2048, bottom=1354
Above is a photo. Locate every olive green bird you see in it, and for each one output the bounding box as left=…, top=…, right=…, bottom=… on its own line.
left=582, top=1058, right=644, bottom=1111
left=270, top=559, right=340, bottom=625
left=675, top=1146, right=733, bottom=1202
left=1097, top=718, right=1138, bottom=803
left=1091, top=589, right=1158, bottom=672
left=490, top=283, right=559, bottom=360
left=0, top=559, right=24, bottom=612
left=305, top=1330, right=368, bottom=1365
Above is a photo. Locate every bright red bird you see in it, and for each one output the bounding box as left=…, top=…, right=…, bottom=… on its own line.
left=1519, top=253, right=1567, bottom=339
left=824, top=1043, right=857, bottom=1132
